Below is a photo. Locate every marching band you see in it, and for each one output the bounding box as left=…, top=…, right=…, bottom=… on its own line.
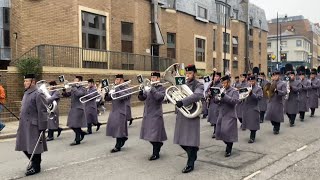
left=14, top=63, right=320, bottom=176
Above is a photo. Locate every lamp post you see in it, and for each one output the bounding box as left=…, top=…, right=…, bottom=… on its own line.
left=223, top=0, right=228, bottom=75
left=277, top=13, right=287, bottom=70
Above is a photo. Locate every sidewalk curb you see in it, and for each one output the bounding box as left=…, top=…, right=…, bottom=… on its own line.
left=0, top=110, right=175, bottom=140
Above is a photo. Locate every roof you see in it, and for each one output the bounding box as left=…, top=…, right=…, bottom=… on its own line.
left=158, top=0, right=268, bottom=31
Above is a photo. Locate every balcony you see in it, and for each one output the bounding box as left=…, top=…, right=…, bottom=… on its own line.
left=11, top=44, right=175, bottom=71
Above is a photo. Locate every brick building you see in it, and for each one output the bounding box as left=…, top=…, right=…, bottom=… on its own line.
left=268, top=15, right=320, bottom=70
left=9, top=0, right=268, bottom=75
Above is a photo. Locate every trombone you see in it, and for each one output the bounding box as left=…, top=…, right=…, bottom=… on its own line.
left=109, top=80, right=141, bottom=100
left=79, top=90, right=101, bottom=104
left=49, top=81, right=89, bottom=92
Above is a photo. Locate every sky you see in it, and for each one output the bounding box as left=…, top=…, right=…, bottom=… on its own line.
left=250, top=0, right=320, bottom=23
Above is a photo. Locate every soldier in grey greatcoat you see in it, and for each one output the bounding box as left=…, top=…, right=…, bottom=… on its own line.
left=206, top=72, right=222, bottom=138
left=298, top=72, right=311, bottom=121
left=235, top=74, right=249, bottom=129
left=62, top=76, right=87, bottom=146
left=284, top=71, right=301, bottom=127
left=232, top=76, right=240, bottom=88
left=46, top=81, right=63, bottom=141
left=15, top=74, right=48, bottom=176
left=138, top=72, right=167, bottom=161
left=309, top=70, right=320, bottom=117
left=174, top=64, right=204, bottom=173
left=265, top=71, right=287, bottom=135
left=258, top=72, right=269, bottom=123
left=242, top=76, right=263, bottom=143
left=214, top=75, right=240, bottom=157
left=105, top=74, right=130, bottom=153
left=85, top=79, right=102, bottom=134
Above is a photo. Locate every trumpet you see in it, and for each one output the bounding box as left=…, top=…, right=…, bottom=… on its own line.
left=79, top=90, right=101, bottom=103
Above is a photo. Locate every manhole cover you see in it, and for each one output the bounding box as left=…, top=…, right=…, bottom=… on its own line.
left=179, top=145, right=264, bottom=169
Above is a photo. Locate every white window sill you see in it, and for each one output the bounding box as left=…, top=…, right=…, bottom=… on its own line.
left=195, top=17, right=209, bottom=23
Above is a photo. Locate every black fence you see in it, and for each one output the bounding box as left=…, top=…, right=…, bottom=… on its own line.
left=11, top=44, right=175, bottom=71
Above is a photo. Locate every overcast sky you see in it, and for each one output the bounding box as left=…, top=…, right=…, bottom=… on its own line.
left=250, top=0, right=320, bottom=23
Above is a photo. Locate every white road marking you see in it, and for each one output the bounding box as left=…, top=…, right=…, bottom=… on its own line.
left=296, top=145, right=307, bottom=152
left=243, top=170, right=261, bottom=180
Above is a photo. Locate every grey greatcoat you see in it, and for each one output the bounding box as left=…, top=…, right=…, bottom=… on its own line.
left=285, top=80, right=301, bottom=114
left=105, top=86, right=130, bottom=138
left=207, top=82, right=222, bottom=124
left=138, top=85, right=167, bottom=142
left=15, top=86, right=48, bottom=154
left=47, top=91, right=60, bottom=130
left=299, top=78, right=311, bottom=112
left=173, top=79, right=204, bottom=147
left=63, top=86, right=87, bottom=128
left=235, top=81, right=249, bottom=119
left=85, top=86, right=99, bottom=125
left=242, top=85, right=263, bottom=131
left=265, top=80, right=287, bottom=123
left=214, top=87, right=240, bottom=143
left=308, top=78, right=320, bottom=108
left=125, top=84, right=132, bottom=121
left=258, top=80, right=269, bottom=112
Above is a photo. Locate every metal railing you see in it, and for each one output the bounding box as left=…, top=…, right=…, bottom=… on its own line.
left=11, top=44, right=175, bottom=71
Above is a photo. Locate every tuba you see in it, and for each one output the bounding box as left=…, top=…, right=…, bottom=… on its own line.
left=36, top=80, right=57, bottom=119
left=164, top=63, right=202, bottom=119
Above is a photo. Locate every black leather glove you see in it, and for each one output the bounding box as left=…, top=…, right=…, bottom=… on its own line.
left=221, top=93, right=225, bottom=98
left=275, top=89, right=278, bottom=94
left=176, top=101, right=183, bottom=108
left=62, top=88, right=66, bottom=92
left=249, top=91, right=253, bottom=96
left=139, top=90, right=143, bottom=95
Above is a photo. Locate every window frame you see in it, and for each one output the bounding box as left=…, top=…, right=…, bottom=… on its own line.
left=195, top=37, right=206, bottom=62
left=223, top=32, right=230, bottom=53
left=196, top=4, right=209, bottom=23
left=121, top=22, right=134, bottom=53
left=167, top=32, right=176, bottom=59
left=232, top=36, right=238, bottom=55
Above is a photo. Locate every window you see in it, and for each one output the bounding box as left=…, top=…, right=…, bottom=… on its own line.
left=3, top=30, right=9, bottom=47
left=3, top=7, right=9, bottom=24
left=197, top=6, right=207, bottom=19
left=232, top=36, right=238, bottom=55
left=213, top=29, right=216, bottom=51
left=196, top=38, right=206, bottom=62
left=223, top=32, right=230, bottom=53
left=232, top=60, right=238, bottom=68
left=249, top=28, right=253, bottom=36
left=259, top=20, right=262, bottom=38
left=82, top=11, right=107, bottom=50
left=121, top=22, right=134, bottom=53
left=167, top=0, right=176, bottom=9
left=223, top=59, right=230, bottom=75
left=249, top=40, right=253, bottom=48
left=216, top=1, right=231, bottom=27
left=281, top=53, right=287, bottom=61
left=281, top=41, right=287, bottom=47
left=167, top=33, right=176, bottom=59
left=233, top=9, right=239, bottom=20
left=267, top=42, right=271, bottom=48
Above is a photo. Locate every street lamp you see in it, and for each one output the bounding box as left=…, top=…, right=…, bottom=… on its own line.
left=277, top=13, right=287, bottom=70
left=271, top=54, right=276, bottom=70
left=223, top=0, right=228, bottom=75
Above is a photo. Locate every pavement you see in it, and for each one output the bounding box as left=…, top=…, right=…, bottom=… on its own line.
left=0, top=103, right=175, bottom=140
left=1, top=106, right=320, bottom=180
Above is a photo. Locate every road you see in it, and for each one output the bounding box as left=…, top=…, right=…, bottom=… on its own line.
left=1, top=112, right=320, bottom=180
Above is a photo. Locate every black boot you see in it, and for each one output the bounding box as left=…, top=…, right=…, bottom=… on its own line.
left=225, top=142, right=233, bottom=157
left=47, top=130, right=54, bottom=141
left=80, top=130, right=87, bottom=141
left=120, top=137, right=128, bottom=148
left=149, top=142, right=162, bottom=161
left=25, top=154, right=41, bottom=176
left=212, top=125, right=216, bottom=139
left=128, top=118, right=133, bottom=126
left=111, top=138, right=122, bottom=153
left=300, top=112, right=305, bottom=121
left=260, top=111, right=265, bottom=123
left=248, top=130, right=256, bottom=143
left=87, top=123, right=93, bottom=134
left=57, top=127, right=63, bottom=137
left=96, top=122, right=102, bottom=131
left=310, top=108, right=315, bottom=117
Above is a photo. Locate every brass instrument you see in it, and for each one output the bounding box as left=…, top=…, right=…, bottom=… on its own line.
left=164, top=63, right=202, bottom=119
left=210, top=87, right=226, bottom=101
left=239, top=85, right=253, bottom=100
left=79, top=90, right=101, bottom=104
left=36, top=80, right=57, bottom=119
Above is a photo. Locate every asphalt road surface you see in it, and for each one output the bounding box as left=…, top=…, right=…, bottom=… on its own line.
left=1, top=112, right=320, bottom=180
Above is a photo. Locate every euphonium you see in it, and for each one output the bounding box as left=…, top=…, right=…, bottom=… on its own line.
left=164, top=63, right=202, bottom=119
left=36, top=80, right=57, bottom=119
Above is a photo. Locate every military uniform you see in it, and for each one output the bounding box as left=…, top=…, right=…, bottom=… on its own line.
left=85, top=83, right=101, bottom=134
left=235, top=79, right=249, bottom=126
left=265, top=73, right=287, bottom=134
left=309, top=73, right=320, bottom=116
left=284, top=73, right=301, bottom=126
left=47, top=89, right=62, bottom=140
left=299, top=76, right=311, bottom=121
left=206, top=80, right=222, bottom=137
left=15, top=74, right=48, bottom=176
left=174, top=65, right=204, bottom=173
left=258, top=75, right=269, bottom=123
left=62, top=76, right=87, bottom=145
left=105, top=74, right=130, bottom=153
left=242, top=81, right=263, bottom=143
left=138, top=73, right=167, bottom=160
left=214, top=76, right=240, bottom=156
